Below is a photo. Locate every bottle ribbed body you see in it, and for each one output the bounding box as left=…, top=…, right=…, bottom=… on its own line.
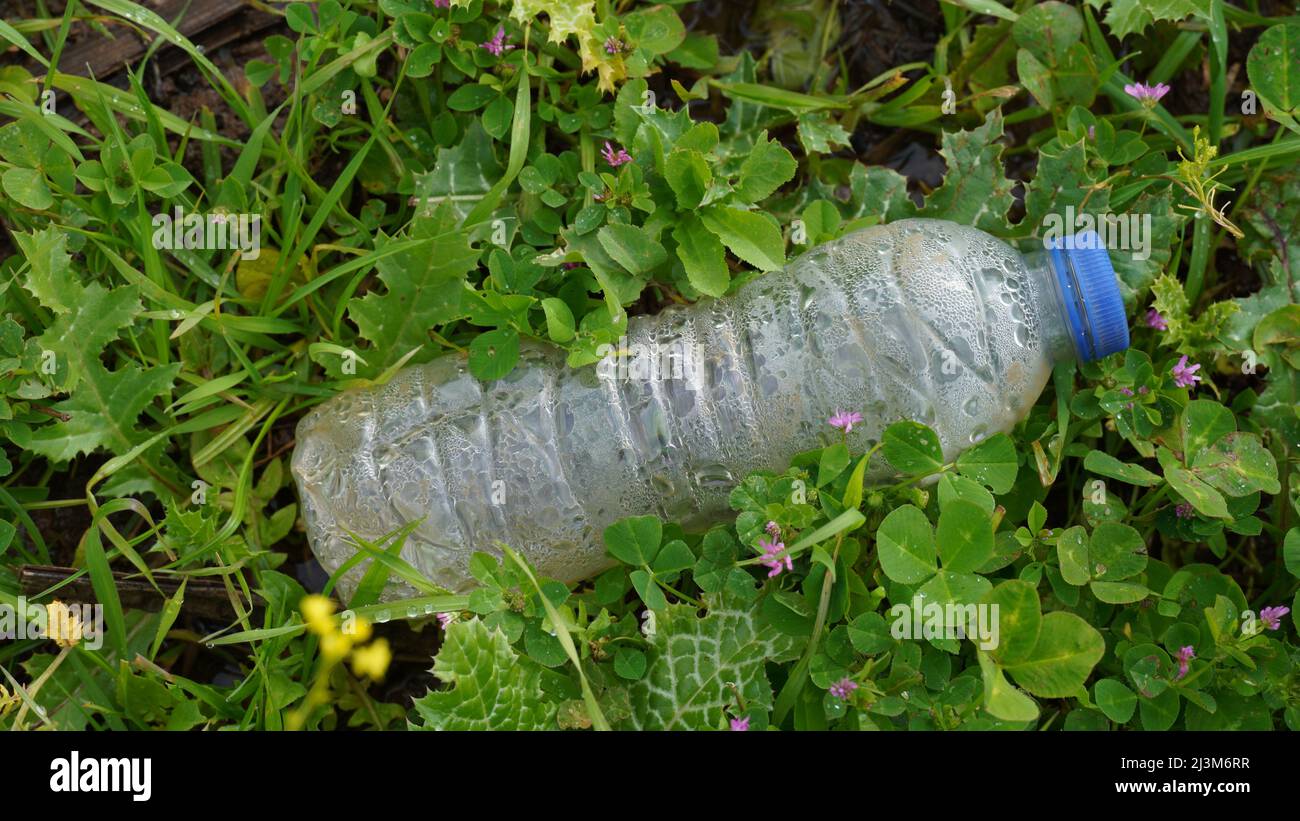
left=292, top=218, right=1063, bottom=596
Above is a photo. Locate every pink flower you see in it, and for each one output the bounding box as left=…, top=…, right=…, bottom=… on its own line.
left=1171, top=355, right=1201, bottom=389
left=1260, top=605, right=1291, bottom=631
left=1175, top=503, right=1194, bottom=519
left=1145, top=308, right=1168, bottom=330
left=480, top=26, right=514, bottom=57
left=1174, top=645, right=1195, bottom=680
left=436, top=612, right=455, bottom=629
left=601, top=141, right=632, bottom=167
left=829, top=677, right=858, bottom=700
left=758, top=537, right=792, bottom=578
left=828, top=409, right=862, bottom=433
left=604, top=37, right=623, bottom=55
left=433, top=0, right=449, bottom=7
left=729, top=716, right=750, bottom=731
left=1124, top=82, right=1171, bottom=107
left=765, top=520, right=781, bottom=539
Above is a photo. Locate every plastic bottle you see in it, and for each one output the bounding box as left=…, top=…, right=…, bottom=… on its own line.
left=292, top=218, right=1129, bottom=596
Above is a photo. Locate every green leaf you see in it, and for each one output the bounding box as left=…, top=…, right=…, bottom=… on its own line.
left=673, top=215, right=730, bottom=297
left=603, top=515, right=662, bottom=566
left=664, top=148, right=711, bottom=209
left=3, top=166, right=52, bottom=210
left=916, top=109, right=1014, bottom=233
left=614, top=648, right=647, bottom=680
left=1089, top=521, right=1147, bottom=581
left=1285, top=528, right=1300, bottom=579
left=446, top=83, right=498, bottom=111
left=629, top=569, right=668, bottom=611
left=540, top=297, right=576, bottom=343
left=875, top=505, right=937, bottom=584
left=1089, top=581, right=1149, bottom=604
left=597, top=222, right=668, bottom=276
left=983, top=580, right=1042, bottom=667
left=28, top=360, right=180, bottom=462
left=699, top=206, right=786, bottom=271
left=796, top=113, right=852, bottom=154
left=882, top=420, right=944, bottom=476
left=348, top=203, right=478, bottom=374
left=1056, top=526, right=1092, bottom=586
left=817, top=442, right=850, bottom=487
left=15, top=226, right=78, bottom=315
left=1017, top=49, right=1054, bottom=110
left=411, top=618, right=555, bottom=730
left=955, top=433, right=1017, bottom=493
left=936, top=473, right=995, bottom=515
left=736, top=131, right=797, bottom=202
left=626, top=592, right=799, bottom=729
left=1094, top=678, right=1137, bottom=723
left=917, top=570, right=993, bottom=610
left=652, top=539, right=695, bottom=576
left=1158, top=446, right=1230, bottom=520
left=1139, top=688, right=1181, bottom=730
left=1083, top=450, right=1161, bottom=486
left=1192, top=432, right=1281, bottom=497
left=1013, top=1, right=1082, bottom=64
left=1004, top=612, right=1105, bottom=698
left=936, top=499, right=994, bottom=573
left=1181, top=399, right=1236, bottom=464
left=1246, top=23, right=1300, bottom=135
left=467, top=327, right=521, bottom=382
left=978, top=649, right=1039, bottom=722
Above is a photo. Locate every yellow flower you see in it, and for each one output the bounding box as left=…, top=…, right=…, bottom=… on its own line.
left=319, top=631, right=352, bottom=662
left=301, top=595, right=337, bottom=636
left=350, top=638, right=392, bottom=681
left=340, top=612, right=372, bottom=643
left=45, top=600, right=83, bottom=648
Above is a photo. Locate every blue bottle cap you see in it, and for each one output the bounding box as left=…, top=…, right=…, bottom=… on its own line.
left=1046, top=231, right=1130, bottom=363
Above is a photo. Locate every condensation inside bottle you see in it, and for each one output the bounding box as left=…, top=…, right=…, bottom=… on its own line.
left=292, top=218, right=1063, bottom=596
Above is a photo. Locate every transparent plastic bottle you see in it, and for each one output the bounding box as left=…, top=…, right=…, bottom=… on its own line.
left=292, top=218, right=1129, bottom=597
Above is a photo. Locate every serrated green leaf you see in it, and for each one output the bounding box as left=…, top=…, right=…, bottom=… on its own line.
left=625, top=592, right=799, bottom=729
left=736, top=131, right=797, bottom=202
left=348, top=203, right=478, bottom=374
left=411, top=618, right=556, bottom=730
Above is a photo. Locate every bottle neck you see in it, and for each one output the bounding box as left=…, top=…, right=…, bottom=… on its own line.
left=1022, top=248, right=1082, bottom=365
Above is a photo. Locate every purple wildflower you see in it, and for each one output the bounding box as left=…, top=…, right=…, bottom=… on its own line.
left=828, top=409, right=863, bottom=434
left=1145, top=308, right=1168, bottom=331
left=1171, top=355, right=1201, bottom=389
left=436, top=612, right=455, bottom=629
left=765, top=520, right=781, bottom=539
left=829, top=677, right=858, bottom=700
left=601, top=141, right=632, bottom=167
left=1175, top=645, right=1195, bottom=680
left=1124, top=82, right=1171, bottom=107
left=1260, top=605, right=1291, bottom=631
left=433, top=0, right=449, bottom=7
left=758, top=537, right=792, bottom=578
left=480, top=26, right=513, bottom=57
left=604, top=37, right=623, bottom=55
left=1175, top=503, right=1194, bottom=519
left=729, top=716, right=750, bottom=731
